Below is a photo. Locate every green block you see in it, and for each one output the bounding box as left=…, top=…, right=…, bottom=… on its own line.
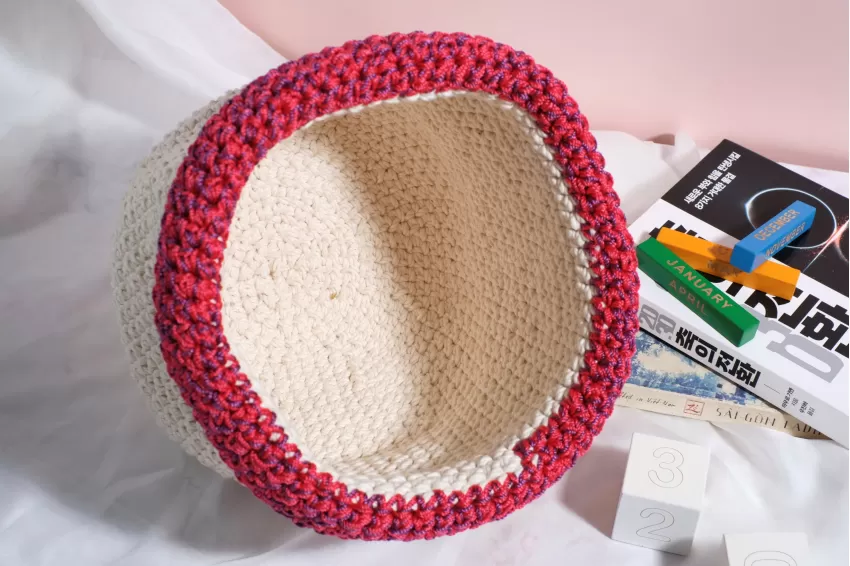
left=637, top=237, right=759, bottom=347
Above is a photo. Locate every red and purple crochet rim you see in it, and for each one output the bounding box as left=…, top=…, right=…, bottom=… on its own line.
left=153, top=31, right=638, bottom=540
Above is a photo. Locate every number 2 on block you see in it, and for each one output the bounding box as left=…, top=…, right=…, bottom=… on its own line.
left=648, top=447, right=684, bottom=488
left=635, top=508, right=674, bottom=542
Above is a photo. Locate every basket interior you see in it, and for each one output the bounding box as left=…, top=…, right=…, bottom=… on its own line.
left=220, top=91, right=594, bottom=498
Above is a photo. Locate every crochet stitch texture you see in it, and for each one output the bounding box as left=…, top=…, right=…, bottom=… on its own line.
left=112, top=31, right=639, bottom=540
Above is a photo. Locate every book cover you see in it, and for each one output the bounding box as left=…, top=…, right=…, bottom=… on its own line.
left=617, top=330, right=824, bottom=439
left=628, top=140, right=848, bottom=447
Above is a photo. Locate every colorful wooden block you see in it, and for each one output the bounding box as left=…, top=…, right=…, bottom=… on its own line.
left=637, top=237, right=760, bottom=346
left=656, top=228, right=801, bottom=300
left=611, top=433, right=711, bottom=556
left=730, top=200, right=816, bottom=272
left=724, top=532, right=809, bottom=565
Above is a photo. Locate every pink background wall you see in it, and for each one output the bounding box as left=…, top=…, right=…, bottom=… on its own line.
left=220, top=0, right=848, bottom=171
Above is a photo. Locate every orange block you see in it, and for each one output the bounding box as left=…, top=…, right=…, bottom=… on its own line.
left=656, top=228, right=800, bottom=300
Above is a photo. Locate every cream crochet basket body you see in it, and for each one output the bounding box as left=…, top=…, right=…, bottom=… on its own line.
left=112, top=32, right=639, bottom=540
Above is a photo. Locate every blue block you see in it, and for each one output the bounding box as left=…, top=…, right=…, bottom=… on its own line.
left=730, top=200, right=816, bottom=272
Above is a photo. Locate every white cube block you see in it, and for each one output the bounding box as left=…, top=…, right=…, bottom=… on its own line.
left=724, top=532, right=809, bottom=566
left=610, top=432, right=710, bottom=555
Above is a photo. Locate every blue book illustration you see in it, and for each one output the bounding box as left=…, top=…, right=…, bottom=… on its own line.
left=629, top=330, right=765, bottom=407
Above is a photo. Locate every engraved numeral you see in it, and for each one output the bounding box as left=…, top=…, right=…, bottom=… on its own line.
left=635, top=508, right=674, bottom=542
left=648, top=447, right=684, bottom=488
left=744, top=550, right=797, bottom=566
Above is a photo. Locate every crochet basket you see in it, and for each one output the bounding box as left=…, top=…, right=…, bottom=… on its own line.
left=112, top=32, right=639, bottom=540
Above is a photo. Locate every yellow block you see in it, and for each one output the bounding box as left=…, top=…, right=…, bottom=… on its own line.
left=656, top=227, right=800, bottom=300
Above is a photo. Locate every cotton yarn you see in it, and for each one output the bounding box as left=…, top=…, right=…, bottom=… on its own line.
left=112, top=31, right=639, bottom=540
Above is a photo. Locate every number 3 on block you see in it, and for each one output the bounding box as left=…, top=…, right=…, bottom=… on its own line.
left=648, top=447, right=684, bottom=488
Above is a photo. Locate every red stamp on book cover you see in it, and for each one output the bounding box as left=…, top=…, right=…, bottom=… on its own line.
left=684, top=400, right=705, bottom=416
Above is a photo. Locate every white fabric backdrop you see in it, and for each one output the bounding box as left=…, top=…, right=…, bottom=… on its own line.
left=1, top=2, right=847, bottom=564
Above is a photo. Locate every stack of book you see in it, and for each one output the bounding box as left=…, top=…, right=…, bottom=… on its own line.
left=619, top=330, right=823, bottom=439
left=622, top=140, right=848, bottom=446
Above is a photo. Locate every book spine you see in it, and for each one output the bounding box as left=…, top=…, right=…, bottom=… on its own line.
left=616, top=384, right=824, bottom=439
left=638, top=296, right=847, bottom=447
